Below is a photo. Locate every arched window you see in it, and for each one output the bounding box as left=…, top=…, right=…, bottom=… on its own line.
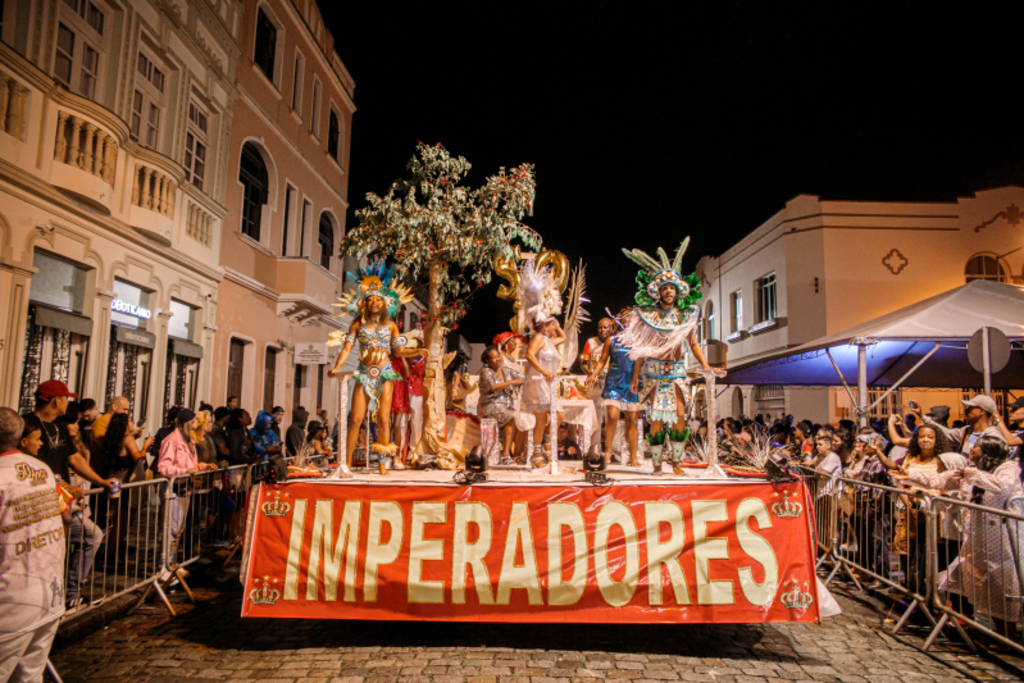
left=705, top=301, right=715, bottom=341
left=965, top=254, right=1008, bottom=283
left=318, top=213, right=333, bottom=270
left=239, top=143, right=268, bottom=241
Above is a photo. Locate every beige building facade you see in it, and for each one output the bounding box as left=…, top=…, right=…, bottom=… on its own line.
left=0, top=0, right=241, bottom=426
left=693, top=188, right=1024, bottom=425
left=209, top=0, right=356, bottom=420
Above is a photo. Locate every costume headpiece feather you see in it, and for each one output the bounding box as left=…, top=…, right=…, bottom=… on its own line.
left=516, top=258, right=563, bottom=333
left=332, top=259, right=414, bottom=320
left=621, top=238, right=701, bottom=311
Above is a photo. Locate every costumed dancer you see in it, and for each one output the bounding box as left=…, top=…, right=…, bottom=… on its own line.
left=615, top=239, right=724, bottom=473
left=581, top=317, right=615, bottom=447
left=389, top=346, right=412, bottom=465
left=327, top=262, right=426, bottom=476
left=586, top=309, right=642, bottom=467
left=493, top=332, right=527, bottom=461
left=518, top=260, right=566, bottom=468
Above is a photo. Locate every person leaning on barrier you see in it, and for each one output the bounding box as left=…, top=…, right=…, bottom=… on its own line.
left=892, top=436, right=1024, bottom=643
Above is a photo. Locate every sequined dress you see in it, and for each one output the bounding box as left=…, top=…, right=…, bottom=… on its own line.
left=478, top=367, right=515, bottom=427
left=350, top=325, right=403, bottom=410
left=521, top=336, right=559, bottom=413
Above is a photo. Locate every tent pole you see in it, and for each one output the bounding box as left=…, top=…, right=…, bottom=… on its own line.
left=857, top=343, right=868, bottom=428
left=982, top=327, right=992, bottom=396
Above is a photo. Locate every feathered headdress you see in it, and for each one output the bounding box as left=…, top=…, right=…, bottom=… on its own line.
left=332, top=260, right=414, bottom=320
left=516, top=258, right=563, bottom=333
left=621, top=238, right=702, bottom=310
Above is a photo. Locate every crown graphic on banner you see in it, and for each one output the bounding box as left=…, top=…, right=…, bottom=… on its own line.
left=249, top=576, right=280, bottom=606
left=771, top=490, right=803, bottom=519
left=779, top=579, right=814, bottom=610
left=261, top=491, right=291, bottom=518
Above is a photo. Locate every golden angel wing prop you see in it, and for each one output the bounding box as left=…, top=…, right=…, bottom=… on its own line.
left=559, top=261, right=589, bottom=374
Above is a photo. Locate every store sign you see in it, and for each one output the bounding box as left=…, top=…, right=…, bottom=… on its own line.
left=295, top=343, right=328, bottom=365
left=111, top=299, right=152, bottom=320
left=115, top=325, right=156, bottom=349
left=241, top=481, right=819, bottom=624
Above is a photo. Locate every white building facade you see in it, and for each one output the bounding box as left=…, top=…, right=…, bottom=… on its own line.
left=693, top=188, right=1024, bottom=425
left=0, top=0, right=241, bottom=425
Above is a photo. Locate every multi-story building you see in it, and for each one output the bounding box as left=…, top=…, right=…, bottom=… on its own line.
left=692, top=187, right=1024, bottom=424
left=209, top=0, right=356, bottom=419
left=0, top=0, right=242, bottom=426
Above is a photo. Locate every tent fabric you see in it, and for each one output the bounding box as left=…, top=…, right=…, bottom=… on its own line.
left=723, top=281, right=1024, bottom=388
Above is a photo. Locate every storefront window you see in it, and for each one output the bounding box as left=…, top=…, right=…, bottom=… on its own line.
left=111, top=279, right=152, bottom=329
left=167, top=299, right=196, bottom=340
left=30, top=251, right=88, bottom=313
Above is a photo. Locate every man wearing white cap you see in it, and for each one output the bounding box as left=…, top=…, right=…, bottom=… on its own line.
left=913, top=394, right=1006, bottom=457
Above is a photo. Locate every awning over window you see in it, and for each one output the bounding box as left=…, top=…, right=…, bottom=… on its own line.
left=34, top=306, right=92, bottom=337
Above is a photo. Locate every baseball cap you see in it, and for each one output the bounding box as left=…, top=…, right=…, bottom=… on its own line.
left=926, top=405, right=951, bottom=423
left=961, top=395, right=997, bottom=414
left=36, top=380, right=78, bottom=400
left=1007, top=396, right=1024, bottom=411
left=177, top=408, right=196, bottom=423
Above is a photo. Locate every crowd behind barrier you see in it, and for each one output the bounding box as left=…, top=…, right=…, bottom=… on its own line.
left=61, top=453, right=332, bottom=620
left=798, top=465, right=1024, bottom=656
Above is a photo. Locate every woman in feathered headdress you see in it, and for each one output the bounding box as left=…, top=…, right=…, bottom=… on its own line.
left=517, top=259, right=566, bottom=468
left=328, top=261, right=427, bottom=475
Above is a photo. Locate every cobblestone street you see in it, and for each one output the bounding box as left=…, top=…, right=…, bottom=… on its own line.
left=48, top=574, right=1022, bottom=683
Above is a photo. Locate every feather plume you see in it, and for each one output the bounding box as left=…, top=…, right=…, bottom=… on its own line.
left=656, top=246, right=671, bottom=270
left=621, top=248, right=662, bottom=275
left=559, top=261, right=589, bottom=373
left=516, top=258, right=563, bottom=332
left=671, top=238, right=690, bottom=274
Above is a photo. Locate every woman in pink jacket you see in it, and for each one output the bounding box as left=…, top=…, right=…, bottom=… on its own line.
left=157, top=409, right=214, bottom=566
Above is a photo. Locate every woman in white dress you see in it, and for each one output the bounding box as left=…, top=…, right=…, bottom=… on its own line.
left=893, top=436, right=1023, bottom=642
left=522, top=319, right=566, bottom=467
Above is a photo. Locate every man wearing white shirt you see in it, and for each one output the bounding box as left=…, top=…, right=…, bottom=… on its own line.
left=0, top=408, right=66, bottom=682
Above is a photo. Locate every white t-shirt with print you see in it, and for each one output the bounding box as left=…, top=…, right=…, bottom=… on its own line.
left=0, top=451, right=66, bottom=639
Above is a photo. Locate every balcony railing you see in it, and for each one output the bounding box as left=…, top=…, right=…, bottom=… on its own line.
left=130, top=165, right=176, bottom=219
left=0, top=70, right=28, bottom=138
left=53, top=110, right=118, bottom=187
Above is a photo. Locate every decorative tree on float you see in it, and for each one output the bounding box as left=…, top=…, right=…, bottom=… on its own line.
left=338, top=142, right=540, bottom=461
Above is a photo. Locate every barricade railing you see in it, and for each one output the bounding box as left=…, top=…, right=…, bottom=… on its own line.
left=798, top=463, right=1024, bottom=656
left=63, top=476, right=167, bottom=618
left=923, top=494, right=1024, bottom=655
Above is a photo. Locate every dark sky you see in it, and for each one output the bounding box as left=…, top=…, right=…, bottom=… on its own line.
left=323, top=3, right=1024, bottom=345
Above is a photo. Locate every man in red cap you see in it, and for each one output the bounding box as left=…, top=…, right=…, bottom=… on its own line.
left=22, top=380, right=115, bottom=607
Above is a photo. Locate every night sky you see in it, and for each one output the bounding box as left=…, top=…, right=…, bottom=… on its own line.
left=323, top=3, right=1024, bottom=346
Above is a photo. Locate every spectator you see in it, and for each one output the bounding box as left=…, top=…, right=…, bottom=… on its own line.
left=149, top=406, right=181, bottom=462
left=226, top=396, right=239, bottom=410
left=318, top=408, right=330, bottom=434
left=286, top=408, right=309, bottom=457
left=893, top=437, right=1023, bottom=643
left=208, top=407, right=232, bottom=465
left=89, top=396, right=131, bottom=453
left=198, top=401, right=214, bottom=413
left=250, top=411, right=282, bottom=462
left=191, top=411, right=217, bottom=465
left=811, top=427, right=835, bottom=469
left=306, top=421, right=330, bottom=456
left=795, top=420, right=815, bottom=459
left=226, top=409, right=254, bottom=466
left=0, top=408, right=67, bottom=682
left=71, top=398, right=99, bottom=450
left=915, top=395, right=1006, bottom=456
left=99, top=414, right=152, bottom=483
left=23, top=381, right=113, bottom=608
left=996, top=396, right=1024, bottom=459
left=270, top=406, right=285, bottom=439
left=157, top=409, right=209, bottom=477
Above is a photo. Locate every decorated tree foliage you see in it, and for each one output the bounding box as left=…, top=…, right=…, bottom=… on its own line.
left=339, top=142, right=540, bottom=463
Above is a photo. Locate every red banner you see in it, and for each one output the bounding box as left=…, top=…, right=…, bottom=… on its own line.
left=241, top=480, right=819, bottom=624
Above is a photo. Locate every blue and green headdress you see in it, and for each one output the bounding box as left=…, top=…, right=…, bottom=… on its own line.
left=332, top=260, right=413, bottom=320
left=621, top=238, right=702, bottom=310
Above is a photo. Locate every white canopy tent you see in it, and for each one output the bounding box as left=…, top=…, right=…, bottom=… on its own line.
left=722, top=280, right=1024, bottom=424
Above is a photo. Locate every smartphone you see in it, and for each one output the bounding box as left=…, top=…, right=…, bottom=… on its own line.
left=908, top=400, right=919, bottom=411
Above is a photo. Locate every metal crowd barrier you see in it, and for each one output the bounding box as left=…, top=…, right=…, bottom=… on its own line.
left=798, top=465, right=1024, bottom=656
left=63, top=453, right=336, bottom=621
